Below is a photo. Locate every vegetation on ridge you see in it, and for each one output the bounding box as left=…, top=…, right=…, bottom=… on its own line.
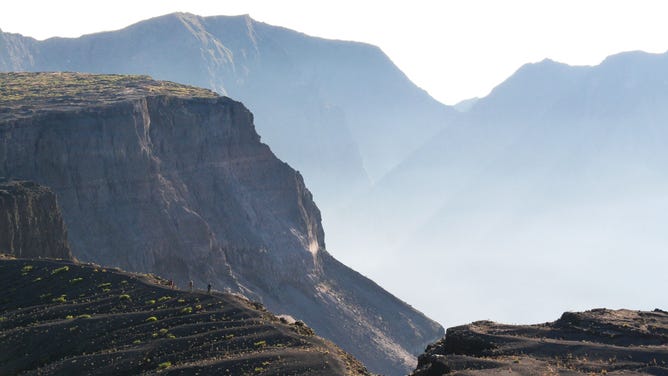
left=0, top=72, right=219, bottom=121
left=0, top=256, right=369, bottom=375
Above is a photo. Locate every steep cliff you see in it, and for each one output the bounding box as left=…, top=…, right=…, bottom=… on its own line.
left=0, top=179, right=72, bottom=259
left=412, top=309, right=668, bottom=375
left=0, top=72, right=443, bottom=375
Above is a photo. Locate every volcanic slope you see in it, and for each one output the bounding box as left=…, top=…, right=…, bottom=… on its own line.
left=0, top=256, right=370, bottom=375
left=412, top=308, right=668, bottom=375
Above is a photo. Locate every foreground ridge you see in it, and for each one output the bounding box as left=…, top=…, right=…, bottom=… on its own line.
left=0, top=256, right=370, bottom=375
left=412, top=308, right=668, bottom=375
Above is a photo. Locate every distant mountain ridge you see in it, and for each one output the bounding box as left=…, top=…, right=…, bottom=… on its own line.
left=0, top=12, right=454, bottom=211
left=342, top=49, right=668, bottom=326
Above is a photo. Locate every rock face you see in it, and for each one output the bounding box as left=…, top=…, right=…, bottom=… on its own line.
left=0, top=179, right=72, bottom=259
left=412, top=309, right=668, bottom=375
left=0, top=257, right=370, bottom=375
left=0, top=72, right=443, bottom=375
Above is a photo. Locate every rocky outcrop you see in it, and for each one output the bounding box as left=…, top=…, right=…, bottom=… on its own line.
left=0, top=72, right=443, bottom=375
left=412, top=309, right=668, bottom=375
left=0, top=257, right=370, bottom=375
left=0, top=179, right=72, bottom=259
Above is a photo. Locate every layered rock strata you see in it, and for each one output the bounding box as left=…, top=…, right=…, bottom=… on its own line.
left=0, top=179, right=72, bottom=259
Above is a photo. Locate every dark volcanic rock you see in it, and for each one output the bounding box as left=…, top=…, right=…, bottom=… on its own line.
left=0, top=72, right=443, bottom=375
left=0, top=257, right=370, bottom=375
left=0, top=179, right=72, bottom=259
left=412, top=309, right=668, bottom=375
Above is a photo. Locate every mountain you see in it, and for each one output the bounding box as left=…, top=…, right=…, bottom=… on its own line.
left=412, top=308, right=668, bottom=375
left=336, top=50, right=668, bottom=326
left=0, top=179, right=72, bottom=260
left=0, top=72, right=443, bottom=375
left=0, top=12, right=454, bottom=212
left=0, top=256, right=370, bottom=375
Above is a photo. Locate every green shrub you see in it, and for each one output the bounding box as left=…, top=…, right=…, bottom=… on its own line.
left=254, top=340, right=267, bottom=347
left=69, top=277, right=83, bottom=284
left=145, top=299, right=156, bottom=305
left=52, top=295, right=67, bottom=303
left=119, top=294, right=131, bottom=300
left=157, top=361, right=172, bottom=369
left=21, top=265, right=33, bottom=273
left=157, top=296, right=171, bottom=303
left=180, top=307, right=192, bottom=314
left=132, top=339, right=142, bottom=344
left=51, top=266, right=69, bottom=275
left=145, top=316, right=158, bottom=322
left=65, top=315, right=74, bottom=319
left=97, top=282, right=112, bottom=288
left=77, top=314, right=92, bottom=319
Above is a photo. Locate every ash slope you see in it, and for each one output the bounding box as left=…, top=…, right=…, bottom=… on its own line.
left=0, top=72, right=443, bottom=375
left=0, top=256, right=369, bottom=375
left=0, top=179, right=72, bottom=260
left=412, top=309, right=668, bottom=375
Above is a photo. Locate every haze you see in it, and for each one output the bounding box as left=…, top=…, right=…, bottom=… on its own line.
left=2, top=1, right=667, bottom=329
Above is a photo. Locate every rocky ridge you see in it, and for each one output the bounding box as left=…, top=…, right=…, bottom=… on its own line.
left=0, top=72, right=443, bottom=375
left=0, top=178, right=72, bottom=260
left=412, top=308, right=668, bottom=375
left=0, top=256, right=369, bottom=375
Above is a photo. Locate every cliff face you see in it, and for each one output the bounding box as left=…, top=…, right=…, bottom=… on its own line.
left=0, top=179, right=72, bottom=259
left=412, top=309, right=668, bottom=375
left=0, top=73, right=443, bottom=375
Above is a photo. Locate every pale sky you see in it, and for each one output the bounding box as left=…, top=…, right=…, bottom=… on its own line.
left=1, top=0, right=668, bottom=104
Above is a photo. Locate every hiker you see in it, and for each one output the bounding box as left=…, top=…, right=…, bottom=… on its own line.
left=207, top=283, right=212, bottom=294
left=189, top=280, right=194, bottom=292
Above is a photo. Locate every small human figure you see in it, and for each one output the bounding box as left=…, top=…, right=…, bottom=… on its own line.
left=207, top=283, right=212, bottom=294
left=189, top=280, right=194, bottom=292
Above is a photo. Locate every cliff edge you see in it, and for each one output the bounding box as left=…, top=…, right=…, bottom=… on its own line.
left=0, top=179, right=72, bottom=260
left=0, top=72, right=443, bottom=375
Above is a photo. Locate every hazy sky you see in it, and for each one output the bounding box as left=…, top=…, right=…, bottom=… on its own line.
left=2, top=1, right=668, bottom=104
